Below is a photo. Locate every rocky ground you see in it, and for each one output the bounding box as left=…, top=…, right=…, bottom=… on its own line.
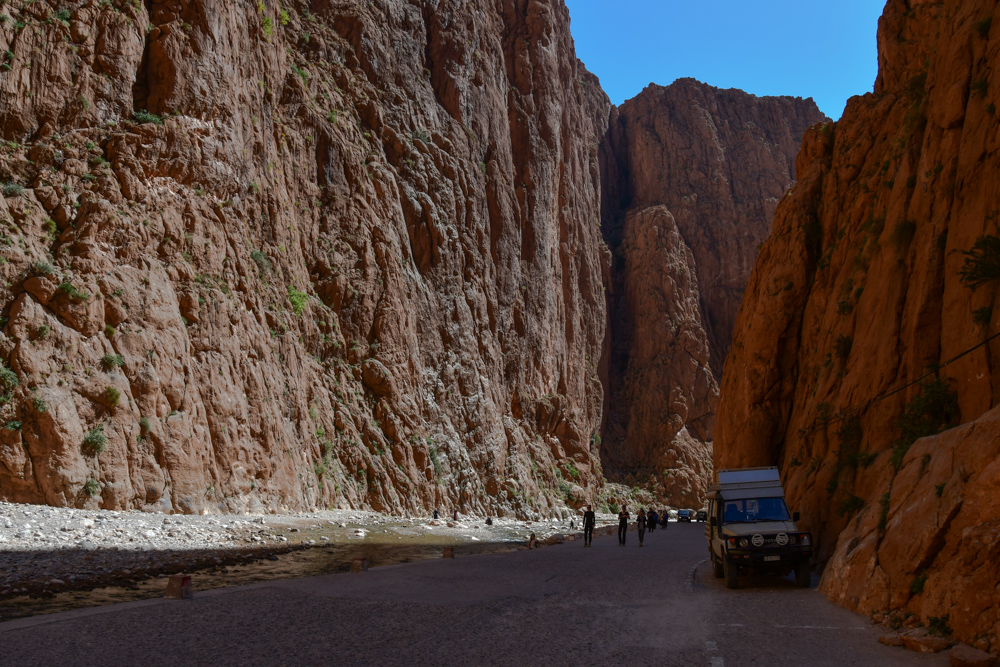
left=0, top=522, right=954, bottom=666
left=0, top=501, right=617, bottom=607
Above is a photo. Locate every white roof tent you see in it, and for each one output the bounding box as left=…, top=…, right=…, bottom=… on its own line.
left=713, top=467, right=785, bottom=501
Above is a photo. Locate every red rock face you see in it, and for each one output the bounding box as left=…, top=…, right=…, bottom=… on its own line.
left=716, top=0, right=1000, bottom=649
left=599, top=80, right=824, bottom=503
left=0, top=0, right=610, bottom=518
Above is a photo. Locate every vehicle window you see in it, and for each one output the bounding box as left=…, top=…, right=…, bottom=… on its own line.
left=721, top=497, right=790, bottom=523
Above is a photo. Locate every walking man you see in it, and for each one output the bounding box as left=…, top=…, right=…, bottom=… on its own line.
left=648, top=509, right=657, bottom=533
left=637, top=507, right=647, bottom=547
left=618, top=505, right=629, bottom=546
left=583, top=505, right=596, bottom=547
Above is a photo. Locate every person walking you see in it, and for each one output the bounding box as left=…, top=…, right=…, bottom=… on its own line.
left=583, top=505, right=596, bottom=547
left=661, top=509, right=669, bottom=529
left=637, top=507, right=647, bottom=547
left=647, top=509, right=657, bottom=533
left=618, top=505, right=629, bottom=546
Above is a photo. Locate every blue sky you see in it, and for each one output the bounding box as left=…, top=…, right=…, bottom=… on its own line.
left=564, top=0, right=885, bottom=119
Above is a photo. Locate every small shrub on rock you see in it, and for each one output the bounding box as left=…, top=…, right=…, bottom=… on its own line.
left=132, top=110, right=163, bottom=125
left=251, top=250, right=271, bottom=273
left=31, top=260, right=54, bottom=275
left=54, top=8, right=71, bottom=23
left=82, top=478, right=100, bottom=496
left=891, top=377, right=959, bottom=469
left=0, top=364, right=18, bottom=389
left=102, top=353, right=124, bottom=369
left=104, top=386, right=121, bottom=408
left=58, top=281, right=89, bottom=301
left=959, top=234, right=1000, bottom=290
left=82, top=425, right=106, bottom=455
left=1, top=182, right=24, bottom=197
left=834, top=335, right=853, bottom=361
left=288, top=286, right=308, bottom=315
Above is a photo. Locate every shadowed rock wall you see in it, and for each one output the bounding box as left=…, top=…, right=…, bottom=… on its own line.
left=716, top=0, right=1000, bottom=650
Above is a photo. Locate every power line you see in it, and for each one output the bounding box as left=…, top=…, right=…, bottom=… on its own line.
left=799, top=328, right=1000, bottom=437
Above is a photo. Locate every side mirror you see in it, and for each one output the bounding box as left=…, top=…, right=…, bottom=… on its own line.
left=793, top=511, right=800, bottom=522
left=710, top=517, right=717, bottom=526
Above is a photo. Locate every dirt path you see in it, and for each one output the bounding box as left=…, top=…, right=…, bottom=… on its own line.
left=0, top=523, right=945, bottom=666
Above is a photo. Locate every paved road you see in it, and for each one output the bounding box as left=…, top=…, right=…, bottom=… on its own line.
left=0, top=522, right=944, bottom=666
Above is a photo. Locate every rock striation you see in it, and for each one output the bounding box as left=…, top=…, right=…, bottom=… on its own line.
left=717, top=0, right=1000, bottom=651
left=0, top=0, right=610, bottom=518
left=599, top=80, right=824, bottom=503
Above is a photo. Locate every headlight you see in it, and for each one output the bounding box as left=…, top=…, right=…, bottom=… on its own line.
left=739, top=538, right=749, bottom=548
left=787, top=534, right=799, bottom=545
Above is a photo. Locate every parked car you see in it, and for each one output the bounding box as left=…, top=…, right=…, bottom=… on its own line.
left=677, top=509, right=692, bottom=522
left=695, top=510, right=707, bottom=522
left=705, top=466, right=812, bottom=589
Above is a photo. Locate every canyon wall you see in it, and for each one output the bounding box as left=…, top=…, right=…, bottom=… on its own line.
left=716, top=0, right=1000, bottom=650
left=600, top=80, right=824, bottom=504
left=0, top=0, right=611, bottom=518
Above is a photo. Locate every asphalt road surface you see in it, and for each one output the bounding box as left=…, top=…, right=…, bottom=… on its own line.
left=0, top=522, right=945, bottom=666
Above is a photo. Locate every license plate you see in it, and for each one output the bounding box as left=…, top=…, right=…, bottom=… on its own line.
left=764, top=555, right=780, bottom=562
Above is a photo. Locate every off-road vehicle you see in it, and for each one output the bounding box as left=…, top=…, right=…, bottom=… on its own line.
left=705, top=467, right=812, bottom=589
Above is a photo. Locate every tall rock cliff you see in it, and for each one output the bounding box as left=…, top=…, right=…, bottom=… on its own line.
left=717, top=0, right=1000, bottom=650
left=600, top=80, right=824, bottom=504
left=0, top=0, right=611, bottom=518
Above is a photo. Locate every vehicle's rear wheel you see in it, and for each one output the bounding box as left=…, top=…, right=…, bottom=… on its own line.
left=724, top=557, right=739, bottom=589
left=713, top=556, right=724, bottom=579
left=795, top=562, right=811, bottom=588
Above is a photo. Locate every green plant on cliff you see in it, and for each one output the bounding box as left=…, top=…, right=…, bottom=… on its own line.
left=251, top=249, right=271, bottom=273
left=833, top=335, right=853, bottom=361
left=288, top=286, right=308, bottom=315
left=975, top=17, right=992, bottom=38
left=428, top=444, right=443, bottom=478
left=837, top=494, right=864, bottom=518
left=58, top=281, right=89, bottom=301
left=102, top=353, right=124, bottom=369
left=891, top=377, right=959, bottom=470
left=927, top=615, right=952, bottom=637
left=973, top=306, right=993, bottom=327
left=31, top=260, right=54, bottom=275
left=82, top=478, right=100, bottom=496
left=959, top=234, right=1000, bottom=290
left=82, top=425, right=106, bottom=455
left=910, top=570, right=927, bottom=595
left=0, top=363, right=18, bottom=389
left=132, top=110, right=163, bottom=125
left=104, top=386, right=121, bottom=408
left=877, top=491, right=891, bottom=533
left=1, top=182, right=24, bottom=197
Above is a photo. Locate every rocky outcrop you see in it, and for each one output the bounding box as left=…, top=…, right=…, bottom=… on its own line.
left=716, top=0, right=1000, bottom=650
left=599, top=80, right=824, bottom=503
left=0, top=0, right=610, bottom=518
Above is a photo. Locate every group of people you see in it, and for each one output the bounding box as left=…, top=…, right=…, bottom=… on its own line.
left=578, top=504, right=671, bottom=547
left=618, top=505, right=670, bottom=546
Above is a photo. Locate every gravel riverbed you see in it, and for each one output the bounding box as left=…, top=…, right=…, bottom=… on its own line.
left=0, top=502, right=618, bottom=615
